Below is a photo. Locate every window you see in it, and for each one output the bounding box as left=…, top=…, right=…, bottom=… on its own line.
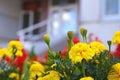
left=23, top=13, right=30, bottom=29
left=19, top=11, right=47, bottom=41
left=33, top=11, right=41, bottom=24
left=102, top=0, right=120, bottom=21
left=20, top=11, right=41, bottom=29
left=20, top=11, right=42, bottom=36
left=106, top=0, right=119, bottom=15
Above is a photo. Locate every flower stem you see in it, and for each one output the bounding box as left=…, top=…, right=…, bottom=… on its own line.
left=48, top=44, right=52, bottom=51
left=108, top=45, right=111, bottom=64
left=85, top=36, right=87, bottom=43
left=82, top=37, right=87, bottom=43
left=82, top=61, right=86, bottom=77
left=107, top=41, right=112, bottom=64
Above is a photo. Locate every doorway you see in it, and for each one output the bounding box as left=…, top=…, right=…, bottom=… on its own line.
left=49, top=0, right=77, bottom=36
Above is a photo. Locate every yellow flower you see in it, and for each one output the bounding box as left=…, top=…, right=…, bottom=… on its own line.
left=69, top=42, right=95, bottom=64
left=51, top=63, right=57, bottom=68
left=80, top=76, right=94, bottom=80
left=37, top=70, right=60, bottom=80
left=29, top=61, right=44, bottom=79
left=112, top=31, right=120, bottom=44
left=0, top=48, right=7, bottom=58
left=107, top=63, right=120, bottom=80
left=9, top=72, right=19, bottom=80
left=90, top=41, right=107, bottom=55
left=8, top=40, right=23, bottom=57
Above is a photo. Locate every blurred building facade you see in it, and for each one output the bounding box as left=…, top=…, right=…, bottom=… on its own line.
left=0, top=0, right=21, bottom=47
left=18, top=0, right=78, bottom=54
left=80, top=0, right=120, bottom=47
left=0, top=0, right=120, bottom=54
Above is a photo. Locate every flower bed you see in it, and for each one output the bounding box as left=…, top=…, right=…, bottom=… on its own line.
left=0, top=27, right=120, bottom=80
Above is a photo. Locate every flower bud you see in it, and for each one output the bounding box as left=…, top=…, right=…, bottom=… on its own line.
left=107, top=40, right=112, bottom=52
left=67, top=31, right=74, bottom=40
left=80, top=26, right=87, bottom=38
left=43, top=34, right=50, bottom=45
left=107, top=40, right=112, bottom=46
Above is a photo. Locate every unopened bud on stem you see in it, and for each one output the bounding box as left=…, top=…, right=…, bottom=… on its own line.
left=80, top=26, right=87, bottom=38
left=43, top=34, right=50, bottom=46
left=67, top=31, right=74, bottom=40
left=107, top=40, right=112, bottom=47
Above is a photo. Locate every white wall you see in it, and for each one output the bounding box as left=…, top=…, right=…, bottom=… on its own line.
left=80, top=0, right=100, bottom=22
left=0, top=0, right=21, bottom=46
left=81, top=22, right=120, bottom=45
left=79, top=0, right=120, bottom=50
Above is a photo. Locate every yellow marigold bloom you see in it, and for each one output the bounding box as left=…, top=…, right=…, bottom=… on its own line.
left=90, top=41, right=107, bottom=55
left=112, top=31, right=120, bottom=44
left=37, top=70, right=60, bottom=80
left=107, top=63, right=120, bottom=80
left=80, top=77, right=94, bottom=80
left=29, top=61, right=44, bottom=79
left=69, top=42, right=95, bottom=64
left=9, top=72, right=19, bottom=80
left=0, top=48, right=7, bottom=58
left=8, top=40, right=23, bottom=57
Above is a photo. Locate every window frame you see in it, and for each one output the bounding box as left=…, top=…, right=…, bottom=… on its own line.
left=102, top=0, right=120, bottom=21
left=19, top=11, right=34, bottom=30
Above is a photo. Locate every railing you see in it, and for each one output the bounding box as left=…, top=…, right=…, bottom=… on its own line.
left=17, top=20, right=47, bottom=42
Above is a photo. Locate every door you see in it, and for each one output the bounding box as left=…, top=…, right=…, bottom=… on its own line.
left=49, top=0, right=77, bottom=36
